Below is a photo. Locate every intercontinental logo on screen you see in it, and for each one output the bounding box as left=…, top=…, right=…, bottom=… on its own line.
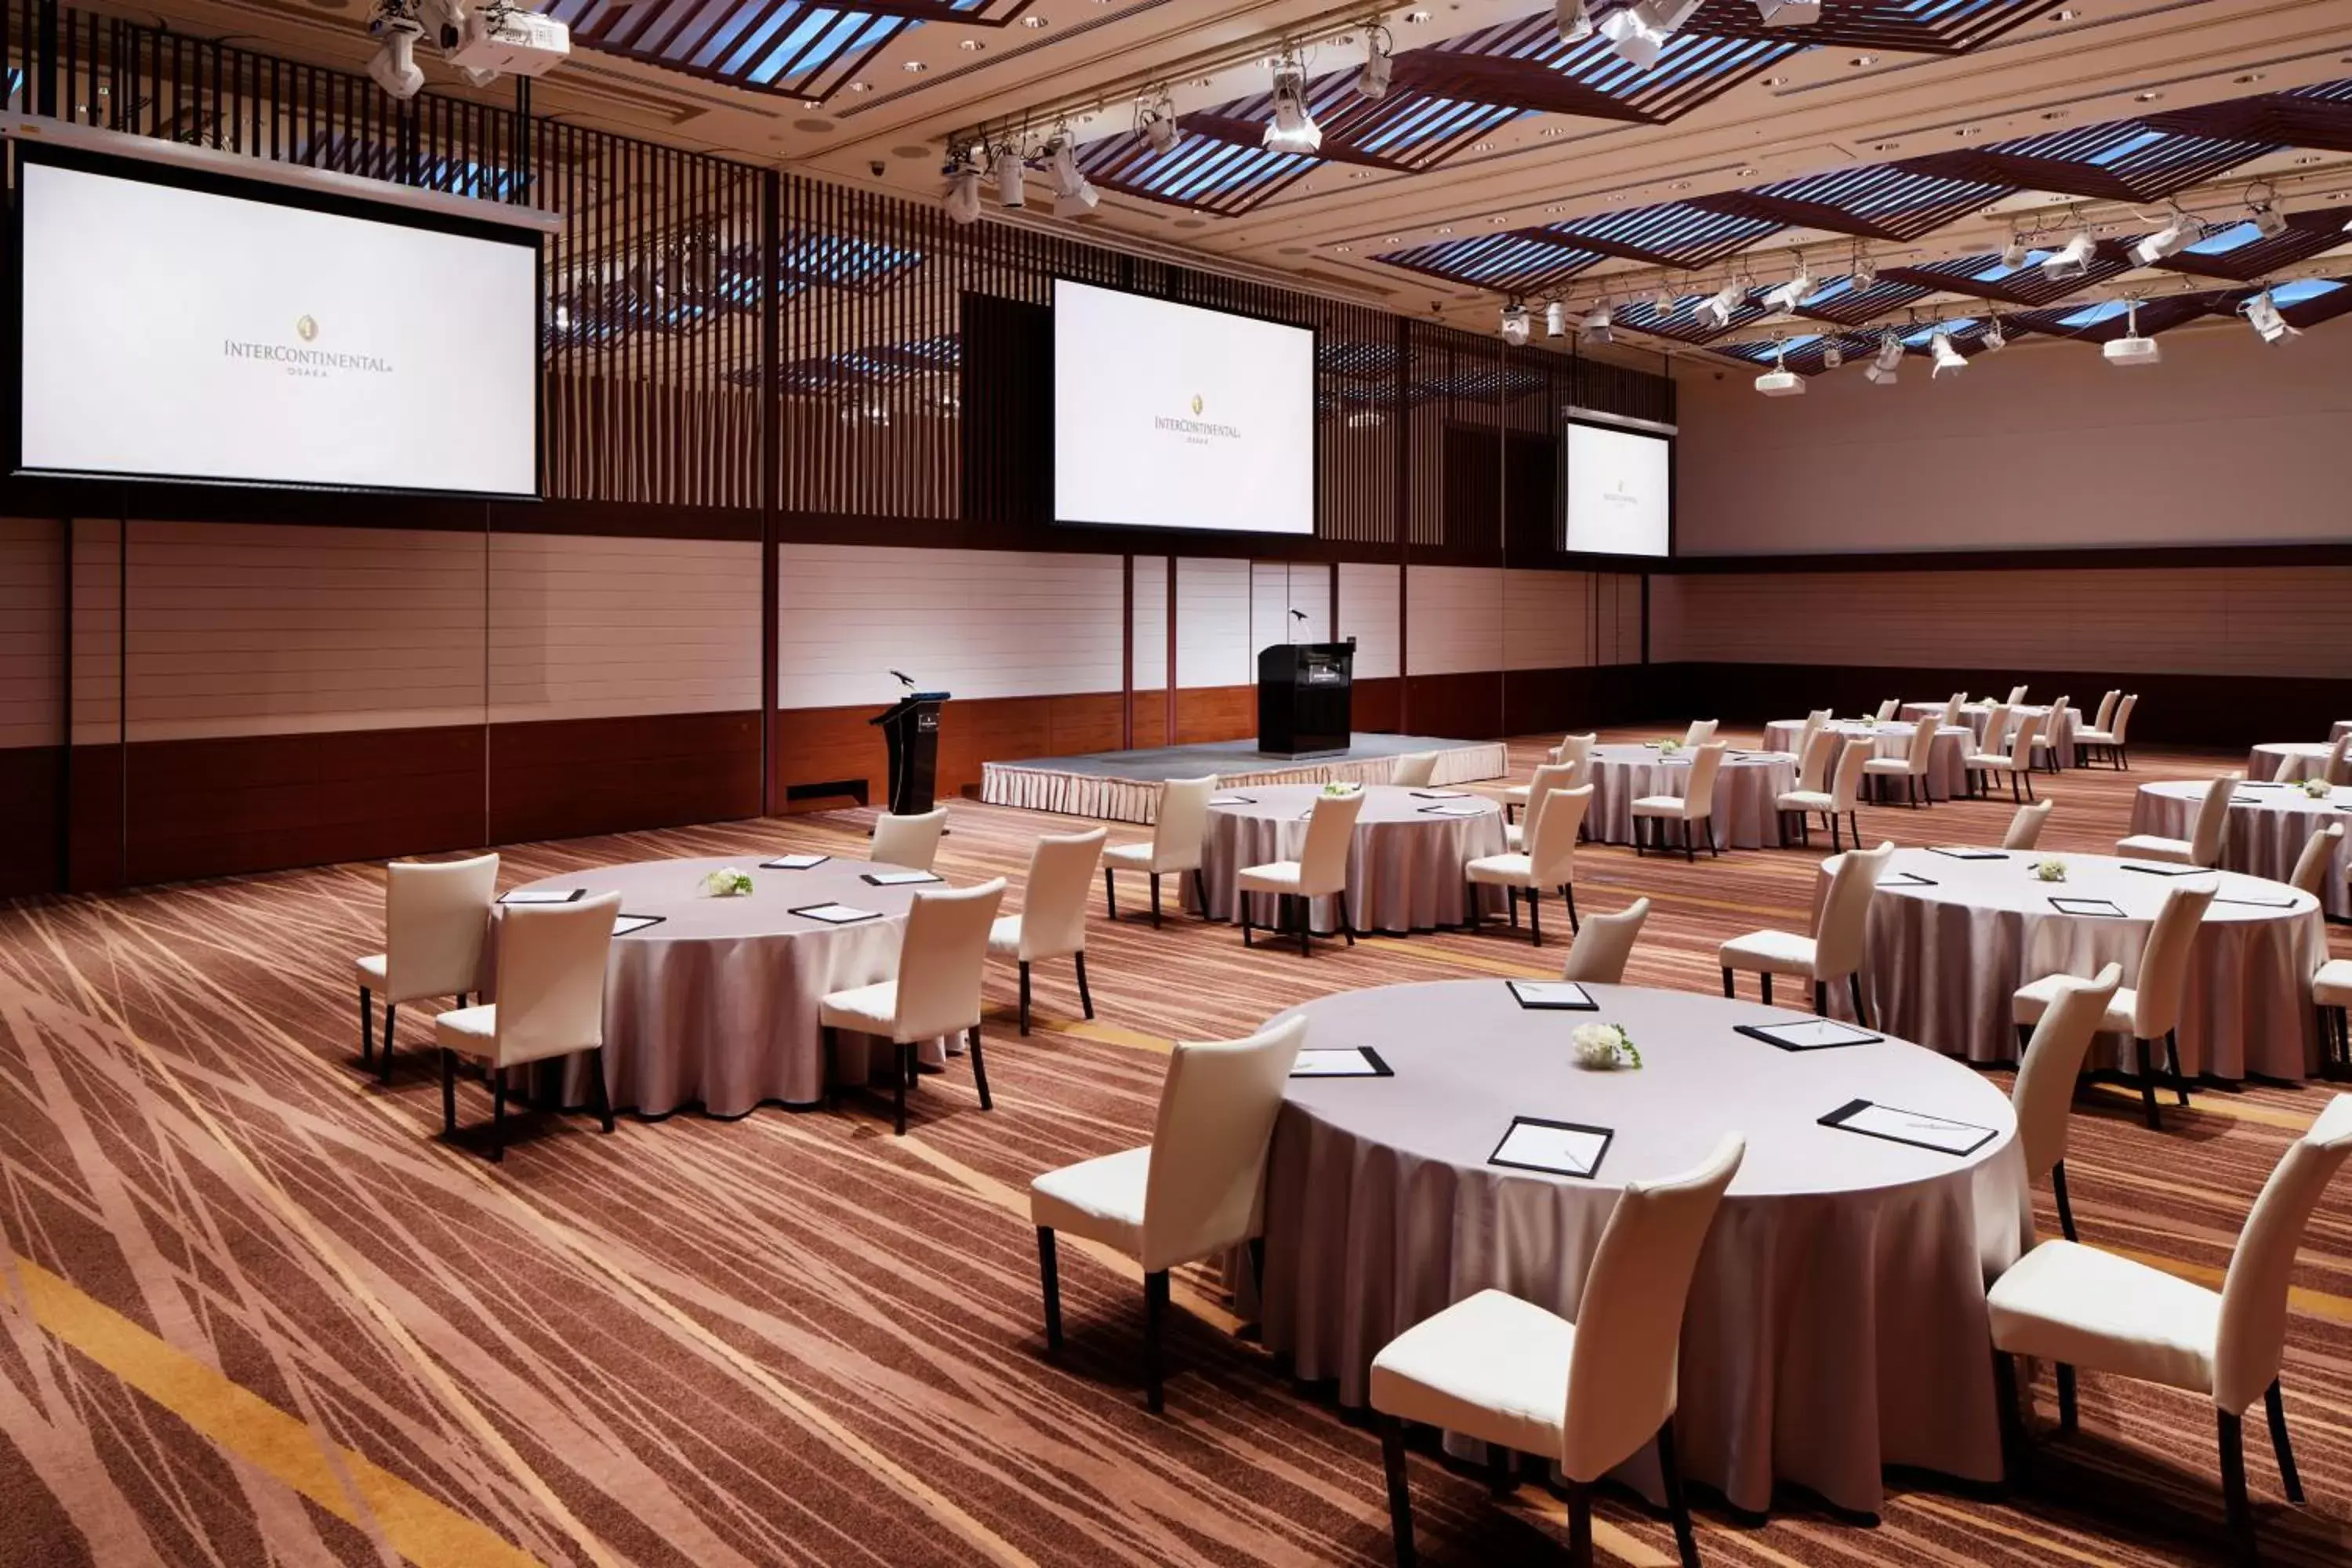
left=221, top=315, right=395, bottom=380
left=1152, top=392, right=1241, bottom=444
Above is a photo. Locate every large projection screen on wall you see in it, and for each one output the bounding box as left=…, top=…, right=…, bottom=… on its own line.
left=1052, top=279, right=1314, bottom=535
left=15, top=149, right=541, bottom=496
left=1563, top=420, right=1673, bottom=557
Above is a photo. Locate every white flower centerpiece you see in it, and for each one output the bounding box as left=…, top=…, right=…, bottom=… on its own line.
left=1571, top=1022, right=1642, bottom=1071
left=1319, top=779, right=1363, bottom=799
left=1657, top=738, right=1684, bottom=757
left=2031, top=857, right=2067, bottom=883
left=703, top=866, right=755, bottom=897
left=2301, top=776, right=2334, bottom=800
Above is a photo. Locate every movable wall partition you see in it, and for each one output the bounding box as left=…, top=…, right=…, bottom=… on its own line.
left=0, top=5, right=1672, bottom=898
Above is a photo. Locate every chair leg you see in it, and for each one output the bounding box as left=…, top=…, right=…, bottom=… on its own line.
left=1192, top=869, right=1209, bottom=919
left=1018, top=962, right=1032, bottom=1036
left=2265, top=1381, right=2303, bottom=1505
left=1378, top=1416, right=1417, bottom=1568
left=1566, top=1481, right=1594, bottom=1568
left=1149, top=873, right=1162, bottom=929
left=2219, top=1408, right=2256, bottom=1564
left=1036, top=1227, right=1063, bottom=1354
left=2053, top=1159, right=2078, bottom=1243
left=439, top=1048, right=457, bottom=1138
left=1486, top=1441, right=1514, bottom=1497
left=1528, top=890, right=1543, bottom=948
left=894, top=1042, right=909, bottom=1136
left=587, top=1046, right=615, bottom=1134
left=1684, top=819, right=1695, bottom=863
left=1992, top=1349, right=2024, bottom=1486
left=1143, top=1269, right=1170, bottom=1414
left=2136, top=1036, right=2163, bottom=1131
left=1338, top=891, right=1356, bottom=946
left=1657, top=1417, right=1700, bottom=1568
left=490, top=1066, right=506, bottom=1163
left=1104, top=868, right=1118, bottom=921
left=1241, top=901, right=1253, bottom=947
left=379, top=1001, right=397, bottom=1084
left=1564, top=881, right=1579, bottom=934
left=359, top=987, right=373, bottom=1066
left=1813, top=979, right=1828, bottom=1017
left=2056, top=1363, right=2078, bottom=1432
left=1507, top=887, right=1519, bottom=930
left=1720, top=967, right=1733, bottom=999
left=968, top=1024, right=991, bottom=1112
left=1849, top=973, right=1869, bottom=1029
left=1074, top=951, right=1094, bottom=1020
left=1299, top=898, right=1311, bottom=958
left=2167, top=1028, right=2190, bottom=1108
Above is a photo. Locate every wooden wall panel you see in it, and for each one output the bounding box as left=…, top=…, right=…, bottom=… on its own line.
left=1406, top=566, right=1507, bottom=677
left=1131, top=557, right=1169, bottom=691
left=489, top=712, right=761, bottom=844
left=0, top=519, right=61, bottom=751
left=1249, top=561, right=1330, bottom=652
left=1174, top=559, right=1252, bottom=689
left=1404, top=671, right=1504, bottom=740
left=1338, top=562, right=1401, bottom=681
left=1175, top=685, right=1258, bottom=746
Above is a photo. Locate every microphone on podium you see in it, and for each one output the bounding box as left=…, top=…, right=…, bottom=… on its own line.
left=889, top=669, right=916, bottom=688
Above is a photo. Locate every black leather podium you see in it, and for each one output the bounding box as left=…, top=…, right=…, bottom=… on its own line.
left=871, top=692, right=950, bottom=815
left=1257, top=644, right=1352, bottom=758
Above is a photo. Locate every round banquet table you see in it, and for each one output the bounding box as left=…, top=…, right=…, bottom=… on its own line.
left=2247, top=741, right=2337, bottom=783
left=1900, top=702, right=2078, bottom=767
left=504, top=855, right=956, bottom=1117
left=1762, top=718, right=1973, bottom=801
left=2132, top=779, right=2352, bottom=920
left=1585, top=742, right=1798, bottom=849
left=1250, top=979, right=2030, bottom=1517
left=1191, top=784, right=1505, bottom=935
left=1838, top=846, right=2325, bottom=1080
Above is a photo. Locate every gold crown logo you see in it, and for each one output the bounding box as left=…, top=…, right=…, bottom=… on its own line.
left=1190, top=394, right=1203, bottom=416
left=296, top=315, right=318, bottom=342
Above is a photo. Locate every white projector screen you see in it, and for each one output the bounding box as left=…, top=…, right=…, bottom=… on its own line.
left=16, top=154, right=540, bottom=496
left=1052, top=280, right=1314, bottom=535
left=1563, top=421, right=1673, bottom=557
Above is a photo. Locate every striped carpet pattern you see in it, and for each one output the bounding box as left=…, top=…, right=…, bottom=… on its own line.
left=0, top=731, right=2347, bottom=1567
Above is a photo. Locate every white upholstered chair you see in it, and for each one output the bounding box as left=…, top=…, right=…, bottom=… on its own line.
left=1874, top=698, right=1901, bottom=722
left=2027, top=695, right=2070, bottom=773
left=2013, top=877, right=2216, bottom=1130
left=989, top=827, right=1105, bottom=1033
left=431, top=891, right=619, bottom=1162
left=1987, top=1095, right=2352, bottom=1564
left=1504, top=762, right=1579, bottom=850
left=2007, top=684, right=2031, bottom=706
left=820, top=878, right=1005, bottom=1135
left=2316, top=953, right=2352, bottom=1078
left=2009, top=964, right=2124, bottom=1243
left=355, top=851, right=498, bottom=1084
left=871, top=808, right=948, bottom=873
left=1389, top=752, right=1439, bottom=788
left=1239, top=789, right=1366, bottom=955
left=1863, top=715, right=1939, bottom=808
left=2114, top=771, right=2236, bottom=867
left=1029, top=1016, right=1307, bottom=1412
left=2004, top=798, right=2056, bottom=850
left=1966, top=708, right=2042, bottom=804
left=1940, top=695, right=1965, bottom=734
left=1777, top=737, right=1869, bottom=851
left=1559, top=898, right=1651, bottom=985
left=1103, top=776, right=1214, bottom=927
left=2288, top=822, right=2343, bottom=899
left=1465, top=785, right=1591, bottom=946
left=1544, top=732, right=1599, bottom=770
left=2089, top=691, right=2121, bottom=735
left=1632, top=742, right=1726, bottom=862
left=2074, top=693, right=2136, bottom=768
left=1720, top=840, right=1893, bottom=1024
left=2321, top=732, right=2352, bottom=788
left=1504, top=744, right=1591, bottom=823
left=1370, top=1134, right=1745, bottom=1568
left=1681, top=718, right=1719, bottom=748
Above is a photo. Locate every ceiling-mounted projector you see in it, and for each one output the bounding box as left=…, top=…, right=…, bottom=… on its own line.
left=2103, top=333, right=2161, bottom=366
left=1754, top=368, right=1806, bottom=397
left=449, top=5, right=569, bottom=77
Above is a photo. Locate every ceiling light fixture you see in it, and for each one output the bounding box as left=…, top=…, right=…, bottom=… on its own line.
left=1929, top=330, right=1967, bottom=378
left=993, top=143, right=1027, bottom=209
left=366, top=2, right=426, bottom=100
left=1554, top=0, right=1592, bottom=43
left=1545, top=299, right=1569, bottom=338
left=1865, top=331, right=1903, bottom=385
left=1500, top=301, right=1531, bottom=345
left=1852, top=249, right=1878, bottom=288
left=943, top=149, right=985, bottom=225
left=1753, top=0, right=1820, bottom=24
left=1047, top=133, right=1098, bottom=219
left=1694, top=277, right=1745, bottom=330
left=2129, top=207, right=2198, bottom=265
left=1582, top=300, right=1614, bottom=344
left=1599, top=0, right=1700, bottom=71
left=1138, top=90, right=1182, bottom=152
left=1762, top=258, right=1813, bottom=314
left=1822, top=339, right=1844, bottom=369
left=1981, top=317, right=2007, bottom=351
left=2247, top=182, right=2286, bottom=238
left=1264, top=58, right=1323, bottom=154
left=2245, top=289, right=2300, bottom=344
left=2000, top=227, right=2031, bottom=269
left=1356, top=25, right=1394, bottom=100
left=2042, top=227, right=2097, bottom=281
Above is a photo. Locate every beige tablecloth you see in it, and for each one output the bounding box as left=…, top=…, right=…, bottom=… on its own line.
left=1839, top=846, right=2325, bottom=1080
left=2248, top=742, right=2335, bottom=784
left=505, top=855, right=956, bottom=1116
left=1763, top=719, right=1972, bottom=801
left=1586, top=743, right=1800, bottom=849
left=1250, top=980, right=2029, bottom=1517
left=2132, top=779, right=2352, bottom=921
left=1192, top=784, right=1506, bottom=934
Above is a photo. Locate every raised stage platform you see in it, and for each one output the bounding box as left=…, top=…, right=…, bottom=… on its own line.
left=980, top=733, right=1510, bottom=824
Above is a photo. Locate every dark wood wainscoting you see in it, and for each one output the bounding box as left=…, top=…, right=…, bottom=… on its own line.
left=1642, top=663, right=2339, bottom=750
left=773, top=693, right=1131, bottom=812
left=114, top=726, right=486, bottom=889
left=0, top=747, right=64, bottom=900
left=1352, top=677, right=1402, bottom=733
left=1174, top=686, right=1256, bottom=747
left=488, top=711, right=762, bottom=845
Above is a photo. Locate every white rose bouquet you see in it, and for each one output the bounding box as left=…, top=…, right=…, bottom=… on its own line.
left=2031, top=858, right=2067, bottom=883
left=1571, top=1022, right=1642, bottom=1070
left=703, top=867, right=755, bottom=897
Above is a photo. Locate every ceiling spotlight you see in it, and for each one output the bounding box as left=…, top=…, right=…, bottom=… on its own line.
left=1265, top=60, right=1323, bottom=155
left=1865, top=332, right=1903, bottom=385
left=1755, top=339, right=1806, bottom=396
left=1980, top=316, right=2006, bottom=351
left=1582, top=300, right=1614, bottom=344
left=1138, top=93, right=1182, bottom=152
left=1652, top=284, right=1676, bottom=313
left=2251, top=198, right=2287, bottom=239
left=1852, top=251, right=1878, bottom=289
left=2000, top=230, right=2031, bottom=269
left=2041, top=229, right=2097, bottom=282
left=2103, top=299, right=2161, bottom=366
left=1929, top=330, right=1967, bottom=378
left=944, top=154, right=984, bottom=225
left=2130, top=208, right=2199, bottom=266
left=1047, top=134, right=1099, bottom=219
left=1762, top=260, right=1813, bottom=314
left=1822, top=339, right=1844, bottom=369
left=2245, top=289, right=2300, bottom=344
left=1356, top=27, right=1393, bottom=100
left=1555, top=0, right=1592, bottom=42
left=1599, top=0, right=1700, bottom=71
left=1693, top=278, right=1746, bottom=330
left=1752, top=0, right=1821, bottom=22
left=1544, top=299, right=1569, bottom=338
left=367, top=3, right=426, bottom=100
left=1500, top=301, right=1530, bottom=346
left=993, top=143, right=1027, bottom=209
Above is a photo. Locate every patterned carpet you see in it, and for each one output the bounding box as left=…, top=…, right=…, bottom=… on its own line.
left=1, top=728, right=2347, bottom=1567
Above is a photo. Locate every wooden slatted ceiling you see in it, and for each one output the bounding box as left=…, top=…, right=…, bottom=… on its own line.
left=1377, top=230, right=1608, bottom=296
left=1680, top=0, right=2056, bottom=54
left=1695, top=165, right=2007, bottom=243
left=1408, top=19, right=1801, bottom=125
left=1896, top=122, right=2276, bottom=204
left=1881, top=249, right=2133, bottom=308
left=548, top=0, right=913, bottom=103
